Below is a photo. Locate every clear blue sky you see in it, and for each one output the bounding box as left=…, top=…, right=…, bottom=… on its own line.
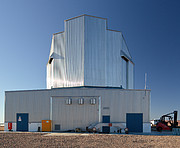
left=0, top=0, right=180, bottom=123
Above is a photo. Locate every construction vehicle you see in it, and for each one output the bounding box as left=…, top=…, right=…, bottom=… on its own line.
left=156, top=111, right=178, bottom=132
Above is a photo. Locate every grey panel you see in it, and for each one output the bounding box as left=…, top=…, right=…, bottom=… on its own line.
left=128, top=62, right=134, bottom=89
left=52, top=96, right=99, bottom=131
left=84, top=16, right=106, bottom=86
left=105, top=31, right=122, bottom=87
left=64, top=17, right=84, bottom=87
left=5, top=90, right=51, bottom=122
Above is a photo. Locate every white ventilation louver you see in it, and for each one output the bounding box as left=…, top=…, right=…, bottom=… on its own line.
left=90, top=98, right=96, bottom=105
left=66, top=98, right=72, bottom=105
left=78, top=98, right=84, bottom=105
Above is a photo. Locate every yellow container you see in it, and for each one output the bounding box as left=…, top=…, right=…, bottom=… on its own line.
left=42, top=120, right=51, bottom=132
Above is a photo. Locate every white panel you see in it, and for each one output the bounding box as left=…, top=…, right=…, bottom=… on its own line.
left=4, top=123, right=16, bottom=131
left=143, top=123, right=151, bottom=133
left=122, top=58, right=127, bottom=88
left=64, top=16, right=84, bottom=87
left=4, top=123, right=8, bottom=131
left=29, top=123, right=41, bottom=132
left=106, top=31, right=122, bottom=87
left=122, top=36, right=132, bottom=59
left=84, top=16, right=106, bottom=86
left=5, top=90, right=51, bottom=123
left=53, top=33, right=65, bottom=88
left=52, top=96, right=99, bottom=131
left=128, top=62, right=134, bottom=89
left=47, top=37, right=55, bottom=89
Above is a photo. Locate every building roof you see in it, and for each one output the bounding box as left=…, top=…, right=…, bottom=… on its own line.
left=5, top=86, right=151, bottom=93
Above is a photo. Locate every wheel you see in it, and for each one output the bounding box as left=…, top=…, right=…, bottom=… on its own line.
left=157, top=127, right=162, bottom=132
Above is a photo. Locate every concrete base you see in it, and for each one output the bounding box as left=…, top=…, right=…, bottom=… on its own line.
left=4, top=123, right=16, bottom=131
left=143, top=123, right=151, bottom=133
left=4, top=123, right=41, bottom=132
left=4, top=122, right=151, bottom=133
left=91, top=122, right=151, bottom=133
left=29, top=123, right=42, bottom=132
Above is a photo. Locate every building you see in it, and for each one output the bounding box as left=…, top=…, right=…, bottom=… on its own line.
left=47, top=14, right=134, bottom=89
left=4, top=15, right=151, bottom=133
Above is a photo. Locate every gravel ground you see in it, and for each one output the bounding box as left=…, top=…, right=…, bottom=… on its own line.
left=0, top=132, right=180, bottom=148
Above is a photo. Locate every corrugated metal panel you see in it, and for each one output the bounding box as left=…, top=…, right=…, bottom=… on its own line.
left=47, top=33, right=65, bottom=89
left=128, top=62, right=134, bottom=89
left=121, top=55, right=127, bottom=88
left=84, top=16, right=106, bottom=86
left=53, top=33, right=65, bottom=88
left=46, top=36, right=54, bottom=89
left=5, top=90, right=51, bottom=122
left=64, top=16, right=84, bottom=87
left=52, top=96, right=99, bottom=131
left=122, top=36, right=132, bottom=59
left=106, top=31, right=122, bottom=87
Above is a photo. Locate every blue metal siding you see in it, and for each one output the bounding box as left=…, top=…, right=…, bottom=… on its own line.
left=102, top=116, right=110, bottom=123
left=126, top=113, right=143, bottom=133
left=17, top=113, right=29, bottom=131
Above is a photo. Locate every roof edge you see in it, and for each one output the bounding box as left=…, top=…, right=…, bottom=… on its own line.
left=53, top=31, right=64, bottom=35
left=65, top=14, right=107, bottom=22
left=5, top=86, right=151, bottom=93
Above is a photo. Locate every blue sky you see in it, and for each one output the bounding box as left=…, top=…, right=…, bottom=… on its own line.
left=0, top=0, right=180, bottom=123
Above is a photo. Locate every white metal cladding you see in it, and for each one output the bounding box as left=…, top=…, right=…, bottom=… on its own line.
left=52, top=33, right=65, bottom=88
left=46, top=14, right=134, bottom=89
left=5, top=88, right=150, bottom=124
left=64, top=16, right=84, bottom=87
left=52, top=96, right=99, bottom=131
left=84, top=16, right=106, bottom=86
left=5, top=90, right=52, bottom=123
left=128, top=62, right=134, bottom=89
left=106, top=30, right=122, bottom=87
left=47, top=36, right=55, bottom=89
left=5, top=88, right=150, bottom=132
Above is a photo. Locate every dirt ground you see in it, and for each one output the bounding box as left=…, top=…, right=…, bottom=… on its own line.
left=0, top=132, right=180, bottom=148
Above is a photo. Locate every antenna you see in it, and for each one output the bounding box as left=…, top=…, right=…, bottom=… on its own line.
left=145, top=73, right=147, bottom=89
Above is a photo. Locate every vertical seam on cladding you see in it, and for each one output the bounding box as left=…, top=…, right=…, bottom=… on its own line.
left=83, top=16, right=85, bottom=86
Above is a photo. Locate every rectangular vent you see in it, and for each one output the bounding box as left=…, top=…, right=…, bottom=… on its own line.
left=55, top=124, right=60, bottom=130
left=78, top=98, right=84, bottom=105
left=103, top=107, right=110, bottom=110
left=66, top=98, right=72, bottom=105
left=90, top=98, right=96, bottom=105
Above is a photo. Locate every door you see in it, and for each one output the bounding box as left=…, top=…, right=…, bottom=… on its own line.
left=126, top=113, right=143, bottom=133
left=102, top=116, right=110, bottom=123
left=17, top=113, right=29, bottom=131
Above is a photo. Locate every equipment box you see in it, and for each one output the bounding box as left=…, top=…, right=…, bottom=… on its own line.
left=42, top=120, right=51, bottom=132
